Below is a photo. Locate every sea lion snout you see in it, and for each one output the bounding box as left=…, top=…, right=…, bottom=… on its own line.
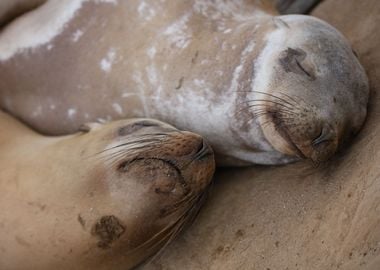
left=281, top=119, right=339, bottom=163
left=309, top=123, right=339, bottom=162
left=140, top=131, right=215, bottom=194
left=158, top=131, right=213, bottom=161
left=92, top=118, right=215, bottom=194
left=258, top=101, right=344, bottom=163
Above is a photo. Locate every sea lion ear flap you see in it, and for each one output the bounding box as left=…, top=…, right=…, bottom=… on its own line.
left=78, top=122, right=104, bottom=133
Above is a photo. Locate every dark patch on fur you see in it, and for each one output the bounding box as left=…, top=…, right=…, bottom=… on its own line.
left=191, top=51, right=199, bottom=64
left=91, top=215, right=125, bottom=249
left=27, top=201, right=46, bottom=211
left=235, top=229, right=245, bottom=238
left=78, top=214, right=86, bottom=230
left=279, top=47, right=315, bottom=80
left=352, top=49, right=358, bottom=58
left=175, top=76, right=184, bottom=90
left=15, top=236, right=31, bottom=247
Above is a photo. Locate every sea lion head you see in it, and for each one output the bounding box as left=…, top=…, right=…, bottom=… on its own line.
left=78, top=118, right=214, bottom=267
left=251, top=15, right=369, bottom=163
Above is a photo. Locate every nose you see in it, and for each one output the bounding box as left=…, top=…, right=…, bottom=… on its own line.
left=154, top=132, right=215, bottom=193
left=167, top=132, right=210, bottom=158
left=307, top=124, right=338, bottom=163
left=177, top=132, right=213, bottom=160
left=312, top=124, right=335, bottom=148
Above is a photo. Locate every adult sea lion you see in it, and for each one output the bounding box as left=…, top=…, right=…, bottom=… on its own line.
left=0, top=111, right=215, bottom=270
left=0, top=0, right=369, bottom=165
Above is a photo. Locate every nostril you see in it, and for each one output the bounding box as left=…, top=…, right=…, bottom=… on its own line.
left=194, top=139, right=213, bottom=160
left=313, top=128, right=324, bottom=145
left=312, top=126, right=333, bottom=147
left=196, top=140, right=206, bottom=154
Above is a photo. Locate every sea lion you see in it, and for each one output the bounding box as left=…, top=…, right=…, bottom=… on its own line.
left=0, top=110, right=215, bottom=270
left=0, top=0, right=369, bottom=165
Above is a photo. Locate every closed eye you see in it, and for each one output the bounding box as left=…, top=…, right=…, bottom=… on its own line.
left=133, top=121, right=159, bottom=128
left=118, top=121, right=159, bottom=136
left=279, top=47, right=315, bottom=80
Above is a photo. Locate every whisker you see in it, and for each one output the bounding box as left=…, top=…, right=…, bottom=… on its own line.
left=147, top=183, right=212, bottom=262
left=236, top=108, right=268, bottom=116
left=93, top=138, right=164, bottom=158
left=126, top=216, right=183, bottom=258
left=242, top=99, right=295, bottom=110
left=234, top=89, right=308, bottom=109
left=277, top=91, right=302, bottom=104
left=247, top=90, right=296, bottom=107
left=142, top=214, right=189, bottom=266
left=234, top=90, right=313, bottom=115
left=247, top=105, right=298, bottom=116
left=236, top=105, right=269, bottom=115
left=248, top=105, right=295, bottom=113
left=260, top=119, right=275, bottom=128
left=91, top=140, right=157, bottom=157
left=128, top=191, right=206, bottom=260
left=242, top=104, right=296, bottom=115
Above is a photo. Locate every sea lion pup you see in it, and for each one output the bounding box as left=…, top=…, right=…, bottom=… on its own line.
left=0, top=111, right=215, bottom=270
left=0, top=0, right=369, bottom=165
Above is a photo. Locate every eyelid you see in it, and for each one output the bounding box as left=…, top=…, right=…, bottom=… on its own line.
left=133, top=121, right=159, bottom=127
left=295, top=59, right=313, bottom=78
left=118, top=121, right=159, bottom=136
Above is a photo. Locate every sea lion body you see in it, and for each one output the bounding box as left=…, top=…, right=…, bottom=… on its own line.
left=0, top=111, right=215, bottom=270
left=0, top=0, right=369, bottom=165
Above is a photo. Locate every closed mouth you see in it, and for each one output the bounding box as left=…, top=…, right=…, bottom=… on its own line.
left=273, top=121, right=307, bottom=159
left=284, top=134, right=307, bottom=159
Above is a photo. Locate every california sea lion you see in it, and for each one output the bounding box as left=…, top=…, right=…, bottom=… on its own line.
left=0, top=111, right=215, bottom=270
left=0, top=0, right=369, bottom=165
